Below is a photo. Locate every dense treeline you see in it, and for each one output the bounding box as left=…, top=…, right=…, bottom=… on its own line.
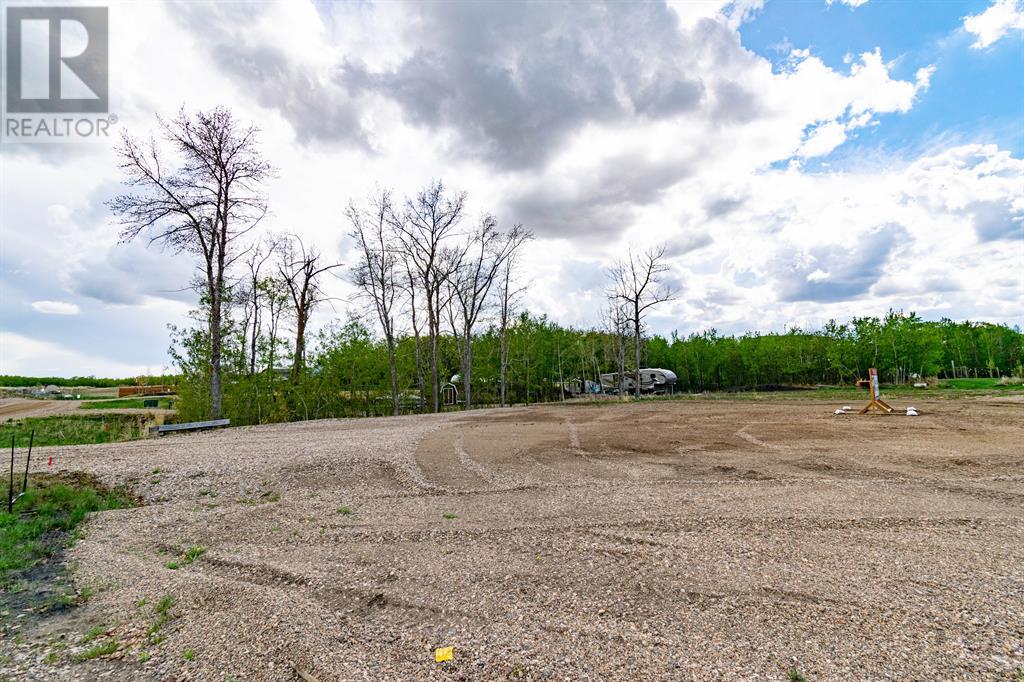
left=106, top=106, right=1022, bottom=427
left=170, top=308, right=1023, bottom=425
left=0, top=375, right=178, bottom=388
left=649, top=313, right=1023, bottom=391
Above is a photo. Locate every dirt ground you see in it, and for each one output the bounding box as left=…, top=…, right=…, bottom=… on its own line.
left=0, top=398, right=175, bottom=423
left=0, top=398, right=84, bottom=422
left=2, top=396, right=1022, bottom=680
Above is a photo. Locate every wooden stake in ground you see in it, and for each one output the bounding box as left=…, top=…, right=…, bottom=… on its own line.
left=859, top=367, right=894, bottom=414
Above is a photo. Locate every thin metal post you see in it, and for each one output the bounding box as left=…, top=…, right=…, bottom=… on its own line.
left=22, top=430, right=34, bottom=496
left=7, top=434, right=14, bottom=514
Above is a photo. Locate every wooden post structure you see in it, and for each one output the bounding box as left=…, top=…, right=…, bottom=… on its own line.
left=859, top=367, right=894, bottom=414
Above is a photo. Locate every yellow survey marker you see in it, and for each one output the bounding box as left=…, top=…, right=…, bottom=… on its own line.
left=435, top=647, right=453, bottom=663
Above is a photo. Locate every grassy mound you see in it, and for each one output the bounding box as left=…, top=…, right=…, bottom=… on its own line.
left=1, top=473, right=135, bottom=587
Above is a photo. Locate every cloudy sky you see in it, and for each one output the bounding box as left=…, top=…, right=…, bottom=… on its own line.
left=1, top=0, right=1022, bottom=377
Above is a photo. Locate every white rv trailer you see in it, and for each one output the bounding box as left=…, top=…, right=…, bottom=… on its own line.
left=599, top=368, right=677, bottom=395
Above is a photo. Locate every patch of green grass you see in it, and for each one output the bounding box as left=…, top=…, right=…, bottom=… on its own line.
left=80, top=625, right=106, bottom=644
left=46, top=589, right=83, bottom=610
left=146, top=594, right=176, bottom=644
left=0, top=415, right=150, bottom=447
left=155, top=596, right=175, bottom=618
left=181, top=545, right=205, bottom=565
left=183, top=649, right=195, bottom=661
left=138, top=650, right=151, bottom=663
left=939, top=377, right=1022, bottom=390
left=0, top=473, right=134, bottom=587
left=337, top=505, right=352, bottom=515
left=633, top=378, right=1024, bottom=405
left=74, top=639, right=117, bottom=662
left=164, top=561, right=179, bottom=570
left=787, top=668, right=807, bottom=682
left=81, top=397, right=174, bottom=410
left=442, top=512, right=457, bottom=520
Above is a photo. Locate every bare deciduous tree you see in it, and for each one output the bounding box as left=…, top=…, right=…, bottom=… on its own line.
left=348, top=189, right=403, bottom=416
left=497, top=254, right=527, bottom=407
left=262, top=274, right=290, bottom=377
left=392, top=181, right=466, bottom=413
left=449, top=216, right=531, bottom=409
left=601, top=300, right=630, bottom=399
left=109, top=106, right=271, bottom=419
left=608, top=245, right=677, bottom=399
left=277, top=235, right=342, bottom=381
left=402, top=257, right=426, bottom=413
left=240, top=238, right=276, bottom=376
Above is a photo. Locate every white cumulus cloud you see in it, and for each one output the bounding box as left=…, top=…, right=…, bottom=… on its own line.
left=964, top=0, right=1024, bottom=49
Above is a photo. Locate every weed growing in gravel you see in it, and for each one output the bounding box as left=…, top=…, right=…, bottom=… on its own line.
left=163, top=544, right=205, bottom=570
left=138, top=651, right=151, bottom=663
left=80, top=625, right=106, bottom=644
left=74, top=639, right=118, bottom=662
left=154, top=595, right=175, bottom=618
left=442, top=512, right=457, bottom=520
left=181, top=545, right=205, bottom=565
left=183, top=649, right=196, bottom=661
left=146, top=594, right=176, bottom=644
left=337, top=505, right=352, bottom=515
left=787, top=668, right=807, bottom=682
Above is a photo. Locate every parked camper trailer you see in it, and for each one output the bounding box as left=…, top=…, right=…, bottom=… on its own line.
left=561, top=379, right=603, bottom=397
left=599, top=368, right=677, bottom=395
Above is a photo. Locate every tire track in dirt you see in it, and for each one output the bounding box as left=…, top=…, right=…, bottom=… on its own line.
left=735, top=423, right=791, bottom=451
left=414, top=428, right=493, bottom=493
left=454, top=432, right=526, bottom=490
left=561, top=416, right=634, bottom=479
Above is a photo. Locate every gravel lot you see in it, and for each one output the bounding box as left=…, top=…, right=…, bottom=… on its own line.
left=2, top=396, right=1022, bottom=680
